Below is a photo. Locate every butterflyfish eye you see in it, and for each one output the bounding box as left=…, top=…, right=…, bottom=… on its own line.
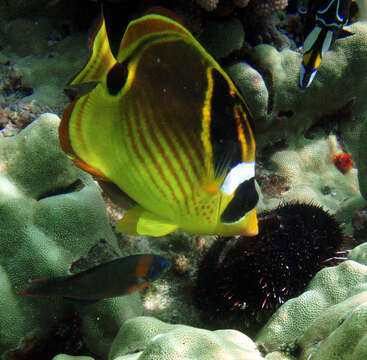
left=221, top=177, right=259, bottom=224
left=106, top=61, right=128, bottom=95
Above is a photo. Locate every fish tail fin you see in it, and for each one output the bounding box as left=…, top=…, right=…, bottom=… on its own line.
left=20, top=276, right=66, bottom=297
left=69, top=15, right=116, bottom=85
left=20, top=290, right=46, bottom=296
left=300, top=26, right=332, bottom=88
left=20, top=278, right=50, bottom=296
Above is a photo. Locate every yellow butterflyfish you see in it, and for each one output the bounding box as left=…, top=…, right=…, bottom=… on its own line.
left=59, top=13, right=259, bottom=237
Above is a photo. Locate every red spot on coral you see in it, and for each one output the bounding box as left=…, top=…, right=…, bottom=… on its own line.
left=333, top=153, right=353, bottom=174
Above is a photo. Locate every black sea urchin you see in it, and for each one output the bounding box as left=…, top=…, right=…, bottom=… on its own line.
left=195, top=202, right=347, bottom=314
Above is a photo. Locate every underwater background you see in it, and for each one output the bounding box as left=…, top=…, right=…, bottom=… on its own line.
left=1, top=0, right=367, bottom=359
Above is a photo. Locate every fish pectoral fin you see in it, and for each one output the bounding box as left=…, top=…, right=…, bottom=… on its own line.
left=69, top=15, right=116, bottom=85
left=116, top=206, right=178, bottom=236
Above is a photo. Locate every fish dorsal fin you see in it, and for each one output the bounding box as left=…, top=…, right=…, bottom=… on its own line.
left=117, top=14, right=193, bottom=62
left=69, top=15, right=116, bottom=85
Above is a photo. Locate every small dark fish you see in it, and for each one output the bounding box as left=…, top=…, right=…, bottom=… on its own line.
left=300, top=0, right=354, bottom=88
left=20, top=254, right=170, bottom=303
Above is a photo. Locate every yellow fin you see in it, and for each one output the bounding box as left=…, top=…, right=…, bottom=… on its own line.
left=116, top=206, right=178, bottom=236
left=116, top=206, right=144, bottom=234
left=240, top=209, right=258, bottom=237
left=69, top=15, right=116, bottom=85
left=117, top=14, right=194, bottom=62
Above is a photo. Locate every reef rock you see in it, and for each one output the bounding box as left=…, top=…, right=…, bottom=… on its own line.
left=52, top=316, right=265, bottom=360
left=263, top=135, right=365, bottom=233
left=227, top=21, right=367, bottom=205
left=109, top=316, right=264, bottom=360
left=0, top=113, right=142, bottom=359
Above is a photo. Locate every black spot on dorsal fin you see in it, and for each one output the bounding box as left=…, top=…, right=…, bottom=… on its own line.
left=106, top=61, right=128, bottom=95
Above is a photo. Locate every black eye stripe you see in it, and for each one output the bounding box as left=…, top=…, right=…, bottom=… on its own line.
left=220, top=177, right=258, bottom=224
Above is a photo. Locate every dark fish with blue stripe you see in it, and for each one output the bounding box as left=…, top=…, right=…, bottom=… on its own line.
left=20, top=254, right=170, bottom=302
left=300, top=0, right=354, bottom=88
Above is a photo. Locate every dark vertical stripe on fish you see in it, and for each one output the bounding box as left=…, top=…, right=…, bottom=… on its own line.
left=209, top=68, right=242, bottom=176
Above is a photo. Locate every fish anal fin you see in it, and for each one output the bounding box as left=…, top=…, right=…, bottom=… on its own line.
left=116, top=206, right=178, bottom=236
left=117, top=15, right=193, bottom=62
left=69, top=15, right=116, bottom=85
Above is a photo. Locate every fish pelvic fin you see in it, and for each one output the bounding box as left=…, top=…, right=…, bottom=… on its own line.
left=69, top=15, right=116, bottom=85
left=116, top=205, right=178, bottom=236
